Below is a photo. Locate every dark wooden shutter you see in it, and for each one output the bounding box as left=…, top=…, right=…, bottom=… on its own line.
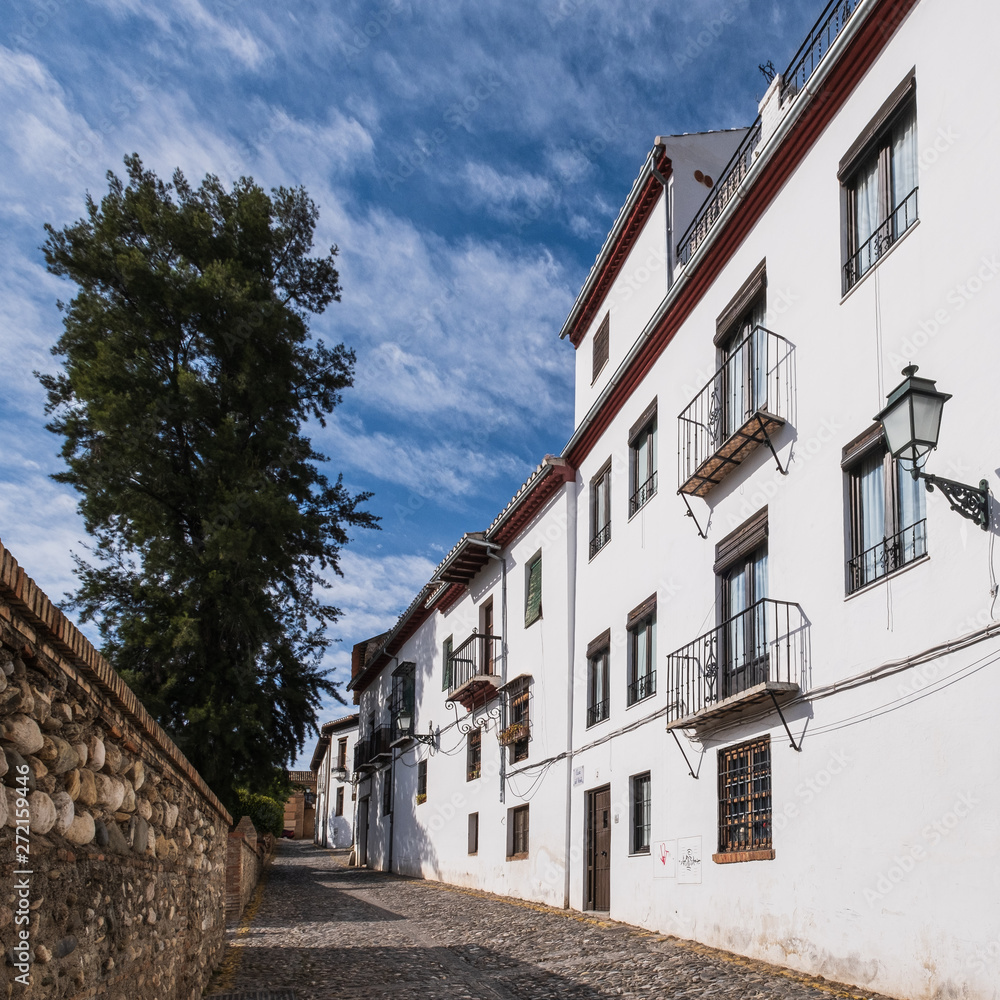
left=468, top=812, right=479, bottom=854
left=714, top=507, right=768, bottom=573
left=587, top=628, right=611, bottom=658
left=525, top=556, right=542, bottom=626
left=592, top=315, right=610, bottom=382
left=838, top=69, right=917, bottom=180
left=628, top=398, right=658, bottom=444
left=716, top=259, right=767, bottom=344
left=626, top=594, right=657, bottom=630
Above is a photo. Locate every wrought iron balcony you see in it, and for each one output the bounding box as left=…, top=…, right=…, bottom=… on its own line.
left=448, top=632, right=502, bottom=711
left=665, top=598, right=806, bottom=729
left=369, top=726, right=393, bottom=761
left=677, top=327, right=793, bottom=497
left=353, top=737, right=371, bottom=771
left=589, top=522, right=611, bottom=558
left=848, top=518, right=926, bottom=594
left=843, top=188, right=918, bottom=292
left=627, top=670, right=656, bottom=707
left=629, top=472, right=657, bottom=517
left=586, top=698, right=609, bottom=728
left=677, top=0, right=860, bottom=266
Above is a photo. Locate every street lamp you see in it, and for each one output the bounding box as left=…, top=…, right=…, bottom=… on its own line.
left=875, top=366, right=990, bottom=530
left=394, top=709, right=436, bottom=747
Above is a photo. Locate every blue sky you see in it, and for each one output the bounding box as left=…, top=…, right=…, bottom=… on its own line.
left=0, top=0, right=822, bottom=766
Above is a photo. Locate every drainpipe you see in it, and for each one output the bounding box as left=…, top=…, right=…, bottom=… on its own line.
left=387, top=748, right=396, bottom=873
left=562, top=478, right=578, bottom=910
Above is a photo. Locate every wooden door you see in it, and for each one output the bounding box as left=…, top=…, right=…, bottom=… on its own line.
left=586, top=785, right=612, bottom=911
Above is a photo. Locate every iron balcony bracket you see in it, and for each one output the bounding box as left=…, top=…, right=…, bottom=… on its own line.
left=920, top=474, right=990, bottom=531
left=679, top=492, right=709, bottom=539
left=670, top=729, right=699, bottom=779
left=769, top=690, right=802, bottom=752
left=756, top=414, right=789, bottom=477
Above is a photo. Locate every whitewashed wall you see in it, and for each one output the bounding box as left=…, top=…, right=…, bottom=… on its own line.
left=566, top=1, right=1000, bottom=998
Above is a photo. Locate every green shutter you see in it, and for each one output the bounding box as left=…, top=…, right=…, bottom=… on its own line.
left=525, top=555, right=542, bottom=627
left=442, top=636, right=453, bottom=691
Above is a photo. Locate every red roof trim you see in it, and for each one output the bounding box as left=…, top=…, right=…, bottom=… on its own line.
left=489, top=462, right=576, bottom=548
left=567, top=0, right=916, bottom=464
left=567, top=152, right=671, bottom=349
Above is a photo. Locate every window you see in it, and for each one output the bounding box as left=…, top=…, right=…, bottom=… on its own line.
left=416, top=759, right=427, bottom=803
left=468, top=812, right=479, bottom=855
left=592, top=314, right=609, bottom=383
left=505, top=676, right=530, bottom=763
left=335, top=786, right=344, bottom=817
left=716, top=512, right=769, bottom=698
left=390, top=661, right=415, bottom=742
left=482, top=599, right=495, bottom=674
left=626, top=596, right=656, bottom=706
left=629, top=400, right=657, bottom=516
left=716, top=736, right=773, bottom=862
left=524, top=553, right=542, bottom=627
left=586, top=630, right=610, bottom=727
left=844, top=428, right=926, bottom=593
left=631, top=772, right=651, bottom=854
left=590, top=461, right=612, bottom=558
left=841, top=75, right=917, bottom=291
left=382, top=767, right=392, bottom=816
left=467, top=729, right=481, bottom=781
left=442, top=634, right=454, bottom=691
left=508, top=804, right=529, bottom=859
left=717, top=283, right=767, bottom=444
left=337, top=737, right=347, bottom=770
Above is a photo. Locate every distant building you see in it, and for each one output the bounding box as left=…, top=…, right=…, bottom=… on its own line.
left=283, top=770, right=317, bottom=840
left=311, top=714, right=359, bottom=849
left=343, top=1, right=1000, bottom=997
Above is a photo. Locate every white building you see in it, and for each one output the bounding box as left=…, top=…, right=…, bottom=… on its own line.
left=312, top=714, right=359, bottom=849
left=344, top=1, right=1000, bottom=997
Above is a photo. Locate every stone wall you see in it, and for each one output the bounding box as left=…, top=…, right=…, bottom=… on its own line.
left=0, top=538, right=232, bottom=1000
left=224, top=817, right=269, bottom=926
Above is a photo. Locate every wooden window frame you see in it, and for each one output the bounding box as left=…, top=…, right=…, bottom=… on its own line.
left=337, top=737, right=347, bottom=770
left=508, top=804, right=530, bottom=860
left=630, top=772, right=651, bottom=855
left=626, top=596, right=656, bottom=706
left=714, top=736, right=774, bottom=863
left=468, top=812, right=479, bottom=855
left=416, top=759, right=427, bottom=803
left=586, top=629, right=611, bottom=728
left=467, top=729, right=482, bottom=782
left=335, top=786, right=344, bottom=817
left=628, top=400, right=658, bottom=518
left=590, top=460, right=612, bottom=558
left=507, top=676, right=530, bottom=764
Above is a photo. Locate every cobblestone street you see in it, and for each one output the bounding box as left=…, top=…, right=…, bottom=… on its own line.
left=206, top=841, right=898, bottom=1000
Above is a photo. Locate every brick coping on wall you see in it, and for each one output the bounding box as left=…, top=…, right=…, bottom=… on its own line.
left=0, top=535, right=232, bottom=825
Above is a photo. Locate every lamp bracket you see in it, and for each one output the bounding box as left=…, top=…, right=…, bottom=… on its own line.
left=920, top=473, right=990, bottom=531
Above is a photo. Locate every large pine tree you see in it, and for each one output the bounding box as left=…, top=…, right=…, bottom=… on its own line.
left=39, top=155, right=377, bottom=810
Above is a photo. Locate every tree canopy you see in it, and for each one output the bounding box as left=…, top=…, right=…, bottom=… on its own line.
left=39, top=154, right=377, bottom=811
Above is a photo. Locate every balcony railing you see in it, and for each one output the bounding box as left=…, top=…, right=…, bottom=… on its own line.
left=843, top=188, right=918, bottom=292
left=678, top=0, right=860, bottom=266
left=369, top=726, right=392, bottom=761
left=586, top=699, right=609, bottom=728
left=848, top=518, right=926, bottom=594
left=781, top=0, right=860, bottom=101
left=629, top=472, right=658, bottom=517
left=626, top=670, right=656, bottom=707
left=665, top=598, right=805, bottom=727
left=448, top=632, right=502, bottom=709
left=678, top=327, right=793, bottom=497
left=353, top=737, right=371, bottom=771
left=589, top=522, right=611, bottom=558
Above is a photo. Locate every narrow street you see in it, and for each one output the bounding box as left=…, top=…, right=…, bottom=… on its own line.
left=205, top=841, right=896, bottom=1000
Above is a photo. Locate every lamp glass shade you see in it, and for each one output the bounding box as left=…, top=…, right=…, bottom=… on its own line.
left=875, top=367, right=951, bottom=472
left=397, top=710, right=412, bottom=733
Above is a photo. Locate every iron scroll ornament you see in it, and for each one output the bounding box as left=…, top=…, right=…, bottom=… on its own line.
left=920, top=475, right=990, bottom=531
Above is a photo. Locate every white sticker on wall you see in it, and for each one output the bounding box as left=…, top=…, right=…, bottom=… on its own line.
left=573, top=766, right=584, bottom=787
left=676, top=836, right=702, bottom=884
left=653, top=839, right=676, bottom=878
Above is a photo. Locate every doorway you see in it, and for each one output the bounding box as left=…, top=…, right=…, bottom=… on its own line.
left=357, top=796, right=369, bottom=867
left=586, top=785, right=611, bottom=911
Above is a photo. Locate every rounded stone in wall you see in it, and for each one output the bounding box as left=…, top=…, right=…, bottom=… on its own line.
left=28, top=790, right=56, bottom=834
left=51, top=790, right=74, bottom=835
left=2, top=714, right=44, bottom=755
left=65, top=809, right=95, bottom=845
